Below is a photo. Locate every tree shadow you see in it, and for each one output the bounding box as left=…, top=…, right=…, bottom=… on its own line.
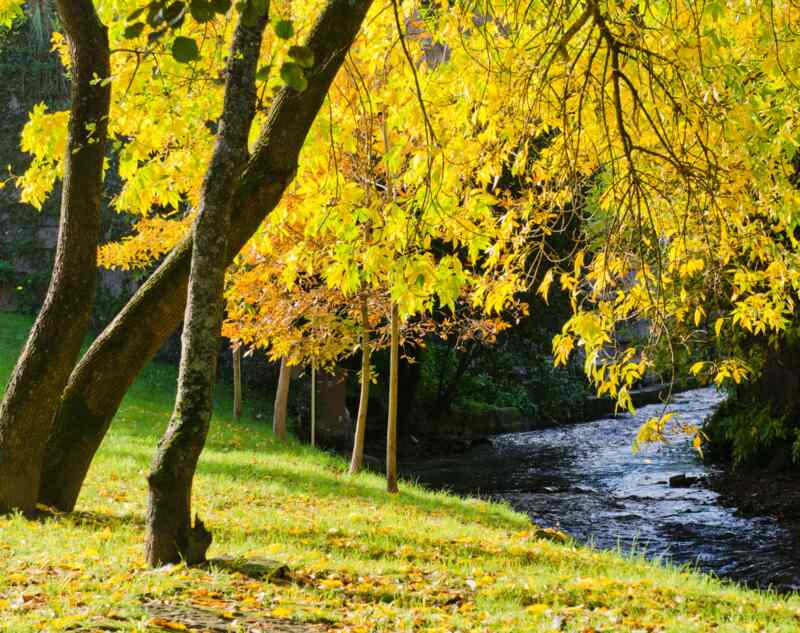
left=97, top=442, right=526, bottom=533
left=33, top=506, right=145, bottom=529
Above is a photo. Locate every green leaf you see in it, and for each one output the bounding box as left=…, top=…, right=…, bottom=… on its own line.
left=146, top=4, right=164, bottom=26
left=288, top=45, right=314, bottom=69
left=704, top=0, right=724, bottom=21
left=210, top=0, right=232, bottom=13
left=273, top=18, right=293, bottom=39
left=172, top=36, right=200, bottom=63
left=189, top=0, right=214, bottom=22
left=280, top=62, right=307, bottom=91
left=255, top=64, right=272, bottom=81
left=240, top=0, right=267, bottom=26
left=127, top=7, right=147, bottom=21
left=163, top=1, right=185, bottom=24
left=123, top=22, right=145, bottom=39
left=169, top=13, right=186, bottom=29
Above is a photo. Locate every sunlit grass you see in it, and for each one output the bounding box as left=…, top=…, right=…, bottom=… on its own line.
left=0, top=312, right=799, bottom=631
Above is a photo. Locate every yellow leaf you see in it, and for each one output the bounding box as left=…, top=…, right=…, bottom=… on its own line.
left=526, top=603, right=550, bottom=616
left=150, top=618, right=188, bottom=631
left=689, top=361, right=706, bottom=376
left=694, top=306, right=705, bottom=327
left=537, top=269, right=554, bottom=304
left=319, top=578, right=343, bottom=589
left=271, top=607, right=293, bottom=618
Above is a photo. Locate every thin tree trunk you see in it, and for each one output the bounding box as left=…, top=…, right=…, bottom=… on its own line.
left=273, top=357, right=290, bottom=441
left=349, top=296, right=371, bottom=474
left=311, top=361, right=316, bottom=446
left=39, top=0, right=374, bottom=512
left=0, top=0, right=110, bottom=515
left=233, top=345, right=242, bottom=421
left=145, top=11, right=267, bottom=567
left=386, top=302, right=399, bottom=494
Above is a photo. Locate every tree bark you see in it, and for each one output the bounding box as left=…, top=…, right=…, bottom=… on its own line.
left=386, top=303, right=399, bottom=494
left=145, top=11, right=268, bottom=567
left=0, top=0, right=110, bottom=515
left=233, top=345, right=242, bottom=421
left=272, top=357, right=290, bottom=441
left=39, top=0, right=375, bottom=512
left=349, top=296, right=371, bottom=474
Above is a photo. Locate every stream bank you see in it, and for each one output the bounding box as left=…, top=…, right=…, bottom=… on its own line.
left=710, top=468, right=800, bottom=538
left=404, top=388, right=800, bottom=591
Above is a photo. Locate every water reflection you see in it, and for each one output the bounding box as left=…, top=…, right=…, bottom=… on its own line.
left=407, top=388, right=800, bottom=591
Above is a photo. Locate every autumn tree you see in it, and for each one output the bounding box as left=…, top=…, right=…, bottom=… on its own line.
left=224, top=5, right=543, bottom=488
left=455, top=0, right=800, bottom=446
left=32, top=0, right=374, bottom=512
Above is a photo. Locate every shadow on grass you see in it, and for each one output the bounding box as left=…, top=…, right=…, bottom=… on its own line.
left=97, top=442, right=525, bottom=534
left=34, top=507, right=146, bottom=529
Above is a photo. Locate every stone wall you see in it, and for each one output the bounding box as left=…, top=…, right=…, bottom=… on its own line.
left=0, top=13, right=138, bottom=323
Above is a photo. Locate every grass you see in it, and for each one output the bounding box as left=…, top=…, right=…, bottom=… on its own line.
left=0, top=311, right=799, bottom=632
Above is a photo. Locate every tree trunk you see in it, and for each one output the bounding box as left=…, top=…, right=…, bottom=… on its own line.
left=145, top=11, right=267, bottom=567
left=311, top=362, right=316, bottom=446
left=386, top=303, right=399, bottom=494
left=39, top=0, right=375, bottom=512
left=273, top=357, right=290, bottom=441
left=349, top=296, right=371, bottom=474
left=316, top=366, right=351, bottom=446
left=0, top=0, right=110, bottom=515
left=233, top=345, right=242, bottom=421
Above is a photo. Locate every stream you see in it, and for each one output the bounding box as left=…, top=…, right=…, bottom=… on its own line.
left=406, top=388, right=800, bottom=591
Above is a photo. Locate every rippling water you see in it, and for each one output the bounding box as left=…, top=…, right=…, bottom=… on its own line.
left=406, top=388, right=800, bottom=591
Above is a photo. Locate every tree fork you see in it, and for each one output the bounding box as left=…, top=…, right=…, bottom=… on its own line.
left=39, top=0, right=375, bottom=512
left=0, top=0, right=110, bottom=514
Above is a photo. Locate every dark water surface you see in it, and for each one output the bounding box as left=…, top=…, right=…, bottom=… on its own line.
left=406, top=388, right=800, bottom=591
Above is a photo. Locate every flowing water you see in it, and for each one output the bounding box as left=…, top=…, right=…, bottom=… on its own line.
left=406, top=388, right=800, bottom=591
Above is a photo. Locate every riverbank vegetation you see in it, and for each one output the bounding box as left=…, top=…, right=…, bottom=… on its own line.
left=1, top=312, right=799, bottom=632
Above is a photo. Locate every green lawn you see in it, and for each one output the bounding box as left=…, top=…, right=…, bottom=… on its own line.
left=0, top=311, right=798, bottom=631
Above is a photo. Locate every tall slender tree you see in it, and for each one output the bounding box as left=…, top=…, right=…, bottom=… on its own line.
left=0, top=0, right=110, bottom=514
left=349, top=295, right=372, bottom=474
left=386, top=303, right=399, bottom=494
left=145, top=7, right=269, bottom=567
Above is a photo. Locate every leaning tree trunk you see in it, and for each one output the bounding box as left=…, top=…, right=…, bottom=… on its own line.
left=349, top=296, right=371, bottom=474
left=145, top=11, right=267, bottom=567
left=0, top=0, right=110, bottom=515
left=38, top=0, right=375, bottom=512
left=272, top=357, right=290, bottom=441
left=386, top=303, right=399, bottom=494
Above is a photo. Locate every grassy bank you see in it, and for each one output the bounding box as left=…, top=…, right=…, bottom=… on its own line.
left=0, top=312, right=798, bottom=632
